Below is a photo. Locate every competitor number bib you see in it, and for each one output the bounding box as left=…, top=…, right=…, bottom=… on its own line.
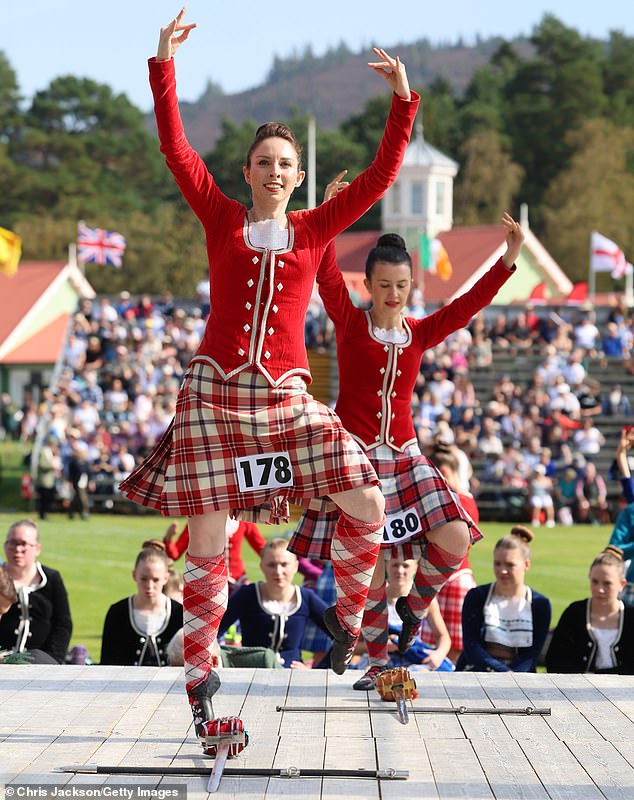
left=236, top=452, right=294, bottom=492
left=382, top=507, right=422, bottom=544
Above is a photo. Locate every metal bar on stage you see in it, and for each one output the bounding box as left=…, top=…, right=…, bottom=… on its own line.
left=275, top=704, right=551, bottom=715
left=60, top=765, right=408, bottom=779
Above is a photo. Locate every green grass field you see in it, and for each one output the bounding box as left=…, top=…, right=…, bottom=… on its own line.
left=0, top=506, right=613, bottom=661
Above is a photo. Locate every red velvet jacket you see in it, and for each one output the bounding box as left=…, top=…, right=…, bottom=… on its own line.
left=316, top=243, right=515, bottom=451
left=150, top=58, right=420, bottom=386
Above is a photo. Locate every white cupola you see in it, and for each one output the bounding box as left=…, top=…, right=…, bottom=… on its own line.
left=381, top=118, right=458, bottom=243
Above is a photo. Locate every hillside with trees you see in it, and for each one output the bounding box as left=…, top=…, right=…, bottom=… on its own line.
left=1, top=15, right=633, bottom=294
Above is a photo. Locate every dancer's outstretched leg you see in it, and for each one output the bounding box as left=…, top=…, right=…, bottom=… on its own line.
left=325, top=485, right=385, bottom=674
left=396, top=520, right=469, bottom=653
left=184, top=511, right=229, bottom=739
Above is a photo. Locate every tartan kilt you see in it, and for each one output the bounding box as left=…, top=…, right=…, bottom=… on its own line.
left=289, top=450, right=483, bottom=561
left=420, top=567, right=476, bottom=650
left=119, top=361, right=378, bottom=521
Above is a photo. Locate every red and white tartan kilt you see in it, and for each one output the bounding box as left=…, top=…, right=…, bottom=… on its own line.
left=118, top=361, right=378, bottom=521
left=420, top=568, right=476, bottom=650
left=289, top=448, right=483, bottom=560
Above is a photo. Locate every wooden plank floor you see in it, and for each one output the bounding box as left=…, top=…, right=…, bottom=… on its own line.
left=2, top=666, right=634, bottom=798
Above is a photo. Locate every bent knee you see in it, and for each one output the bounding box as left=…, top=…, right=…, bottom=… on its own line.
left=428, top=520, right=470, bottom=556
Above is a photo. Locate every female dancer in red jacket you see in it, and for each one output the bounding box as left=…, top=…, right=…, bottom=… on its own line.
left=119, top=9, right=419, bottom=745
left=291, top=189, right=523, bottom=687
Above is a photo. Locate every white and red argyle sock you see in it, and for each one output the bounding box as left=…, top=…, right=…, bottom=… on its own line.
left=330, top=512, right=384, bottom=637
left=183, top=552, right=228, bottom=691
left=407, top=541, right=464, bottom=619
left=361, top=582, right=389, bottom=667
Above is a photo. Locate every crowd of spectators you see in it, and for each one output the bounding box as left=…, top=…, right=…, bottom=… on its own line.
left=1, top=287, right=632, bottom=524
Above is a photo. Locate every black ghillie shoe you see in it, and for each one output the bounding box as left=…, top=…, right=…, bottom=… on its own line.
left=187, top=670, right=221, bottom=738
left=352, top=665, right=387, bottom=691
left=395, top=596, right=422, bottom=654
left=323, top=606, right=358, bottom=675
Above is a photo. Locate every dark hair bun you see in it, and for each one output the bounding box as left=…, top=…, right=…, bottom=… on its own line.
left=509, top=525, right=535, bottom=544
left=377, top=233, right=406, bottom=251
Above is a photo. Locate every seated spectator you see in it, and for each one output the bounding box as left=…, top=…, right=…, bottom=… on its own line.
left=573, top=418, right=605, bottom=457
left=0, top=520, right=73, bottom=664
left=162, top=517, right=266, bottom=595
left=421, top=442, right=478, bottom=663
left=527, top=464, right=556, bottom=528
left=555, top=466, right=579, bottom=526
left=457, top=526, right=551, bottom=672
left=218, top=538, right=331, bottom=668
left=602, top=321, right=627, bottom=358
left=576, top=461, right=610, bottom=524
left=546, top=546, right=634, bottom=674
left=100, top=544, right=182, bottom=666
left=301, top=560, right=336, bottom=666
left=574, top=314, right=600, bottom=355
left=352, top=558, right=454, bottom=690
left=603, top=384, right=632, bottom=417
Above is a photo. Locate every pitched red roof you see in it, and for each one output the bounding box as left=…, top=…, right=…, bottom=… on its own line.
left=0, top=261, right=66, bottom=349
left=334, top=231, right=380, bottom=274
left=2, top=313, right=70, bottom=364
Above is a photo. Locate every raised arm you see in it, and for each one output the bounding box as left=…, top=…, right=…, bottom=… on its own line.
left=307, top=50, right=419, bottom=241
left=149, top=10, right=236, bottom=230
left=412, top=213, right=523, bottom=350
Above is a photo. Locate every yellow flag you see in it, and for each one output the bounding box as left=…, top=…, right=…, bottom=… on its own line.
left=0, top=227, right=22, bottom=277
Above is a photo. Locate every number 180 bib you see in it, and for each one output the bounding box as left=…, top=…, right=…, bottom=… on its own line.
left=382, top=508, right=422, bottom=544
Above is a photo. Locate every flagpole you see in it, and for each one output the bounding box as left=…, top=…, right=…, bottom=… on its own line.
left=588, top=231, right=594, bottom=304
left=307, top=116, right=316, bottom=210
left=626, top=265, right=634, bottom=308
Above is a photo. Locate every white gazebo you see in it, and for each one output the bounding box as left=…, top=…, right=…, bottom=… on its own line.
left=382, top=120, right=459, bottom=247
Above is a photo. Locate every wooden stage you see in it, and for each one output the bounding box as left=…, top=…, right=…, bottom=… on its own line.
left=3, top=665, right=634, bottom=799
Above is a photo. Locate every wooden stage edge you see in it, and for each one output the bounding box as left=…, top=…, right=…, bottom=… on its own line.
left=2, top=665, right=634, bottom=799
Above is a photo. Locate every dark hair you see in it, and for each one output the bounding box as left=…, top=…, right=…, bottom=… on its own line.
left=245, top=122, right=303, bottom=169
left=429, top=441, right=459, bottom=474
left=365, top=233, right=412, bottom=279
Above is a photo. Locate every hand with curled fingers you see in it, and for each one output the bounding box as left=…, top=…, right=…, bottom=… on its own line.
left=367, top=48, right=411, bottom=100
left=323, top=170, right=350, bottom=203
left=157, top=7, right=197, bottom=62
left=501, top=211, right=525, bottom=268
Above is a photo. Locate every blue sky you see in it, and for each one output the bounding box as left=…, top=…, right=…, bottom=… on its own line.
left=4, top=1, right=633, bottom=110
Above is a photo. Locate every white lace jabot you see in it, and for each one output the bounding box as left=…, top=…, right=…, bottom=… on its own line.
left=249, top=218, right=289, bottom=251
left=373, top=326, right=408, bottom=344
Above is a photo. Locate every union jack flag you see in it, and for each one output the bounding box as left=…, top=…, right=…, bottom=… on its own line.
left=77, top=222, right=127, bottom=267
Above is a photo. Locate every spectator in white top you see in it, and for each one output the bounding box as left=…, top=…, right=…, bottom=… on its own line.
left=428, top=369, right=455, bottom=406
left=479, top=416, right=504, bottom=457
left=573, top=418, right=606, bottom=456
left=562, top=349, right=587, bottom=388
left=574, top=316, right=600, bottom=354
left=550, top=382, right=581, bottom=417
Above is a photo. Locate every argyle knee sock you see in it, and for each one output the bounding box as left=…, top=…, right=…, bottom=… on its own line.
left=183, top=552, right=228, bottom=691
left=407, top=541, right=465, bottom=619
left=361, top=582, right=389, bottom=667
left=330, top=512, right=384, bottom=637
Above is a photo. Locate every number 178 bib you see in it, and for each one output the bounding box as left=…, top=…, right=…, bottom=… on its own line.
left=235, top=452, right=294, bottom=492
